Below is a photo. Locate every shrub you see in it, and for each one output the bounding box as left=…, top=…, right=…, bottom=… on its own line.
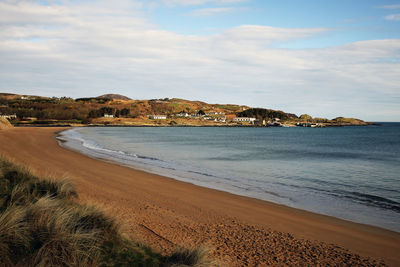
left=164, top=246, right=218, bottom=267
left=299, top=114, right=312, bottom=121
left=237, top=108, right=297, bottom=121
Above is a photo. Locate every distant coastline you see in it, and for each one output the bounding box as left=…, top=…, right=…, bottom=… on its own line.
left=12, top=123, right=376, bottom=128
left=1, top=92, right=372, bottom=127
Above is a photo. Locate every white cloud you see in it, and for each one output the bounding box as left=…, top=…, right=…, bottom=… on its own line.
left=0, top=0, right=399, bottom=121
left=161, top=0, right=248, bottom=6
left=385, top=14, right=400, bottom=21
left=219, top=25, right=327, bottom=44
left=380, top=4, right=400, bottom=9
left=186, top=7, right=241, bottom=16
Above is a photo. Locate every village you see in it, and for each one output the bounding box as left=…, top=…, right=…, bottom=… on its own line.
left=141, top=111, right=330, bottom=127
left=0, top=93, right=370, bottom=127
left=1, top=110, right=324, bottom=127
left=146, top=112, right=290, bottom=126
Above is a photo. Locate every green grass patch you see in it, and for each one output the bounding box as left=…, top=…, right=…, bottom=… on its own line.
left=215, top=105, right=242, bottom=111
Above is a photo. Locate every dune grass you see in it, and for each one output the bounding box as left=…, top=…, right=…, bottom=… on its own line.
left=0, top=157, right=215, bottom=267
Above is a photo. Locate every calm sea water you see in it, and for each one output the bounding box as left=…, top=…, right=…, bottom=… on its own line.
left=59, top=123, right=400, bottom=232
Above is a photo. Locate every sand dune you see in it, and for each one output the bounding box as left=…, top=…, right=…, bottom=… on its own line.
left=0, top=127, right=399, bottom=266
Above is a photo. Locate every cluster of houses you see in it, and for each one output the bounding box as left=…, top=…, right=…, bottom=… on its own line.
left=149, top=111, right=228, bottom=123
left=146, top=111, right=291, bottom=126
left=296, top=122, right=323, bottom=127
left=99, top=109, right=291, bottom=126
left=147, top=111, right=274, bottom=125
left=2, top=111, right=320, bottom=127
left=174, top=111, right=225, bottom=118
left=204, top=116, right=226, bottom=122
left=149, top=114, right=227, bottom=122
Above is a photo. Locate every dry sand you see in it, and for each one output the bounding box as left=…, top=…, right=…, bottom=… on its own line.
left=1, top=127, right=399, bottom=266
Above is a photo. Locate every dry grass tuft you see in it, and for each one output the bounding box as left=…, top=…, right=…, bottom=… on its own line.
left=27, top=197, right=102, bottom=266
left=0, top=118, right=12, bottom=130
left=0, top=157, right=214, bottom=266
left=0, top=205, right=30, bottom=266
left=165, top=246, right=219, bottom=267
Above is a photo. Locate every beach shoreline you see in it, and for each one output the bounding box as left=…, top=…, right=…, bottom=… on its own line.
left=1, top=127, right=399, bottom=266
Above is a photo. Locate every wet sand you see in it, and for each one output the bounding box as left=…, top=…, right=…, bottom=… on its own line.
left=1, top=127, right=399, bottom=266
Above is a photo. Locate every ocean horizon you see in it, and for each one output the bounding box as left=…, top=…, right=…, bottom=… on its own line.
left=58, top=123, right=400, bottom=232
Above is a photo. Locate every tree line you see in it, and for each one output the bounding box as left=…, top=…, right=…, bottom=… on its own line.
left=236, top=108, right=298, bottom=121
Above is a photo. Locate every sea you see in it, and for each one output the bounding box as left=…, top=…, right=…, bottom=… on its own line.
left=58, top=123, right=400, bottom=232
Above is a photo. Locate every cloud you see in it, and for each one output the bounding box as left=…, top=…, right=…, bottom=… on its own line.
left=379, top=4, right=400, bottom=22
left=0, top=0, right=399, bottom=121
left=219, top=25, right=327, bottom=44
left=186, top=7, right=244, bottom=16
left=380, top=4, right=400, bottom=9
left=385, top=14, right=400, bottom=21
left=161, top=0, right=248, bottom=6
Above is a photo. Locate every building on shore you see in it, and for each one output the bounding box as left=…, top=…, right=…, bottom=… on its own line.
left=203, top=116, right=215, bottom=120
left=296, top=122, right=322, bottom=127
left=190, top=114, right=203, bottom=118
left=103, top=114, right=114, bottom=118
left=175, top=112, right=189, bottom=117
left=233, top=117, right=256, bottom=123
left=149, top=115, right=167, bottom=120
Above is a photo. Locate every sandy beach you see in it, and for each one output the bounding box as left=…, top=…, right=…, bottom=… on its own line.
left=1, top=127, right=399, bottom=266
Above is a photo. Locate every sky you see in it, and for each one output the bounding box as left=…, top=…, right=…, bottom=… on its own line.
left=0, top=0, right=399, bottom=121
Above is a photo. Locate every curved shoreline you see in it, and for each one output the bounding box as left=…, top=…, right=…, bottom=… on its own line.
left=57, top=127, right=400, bottom=233
left=1, top=127, right=399, bottom=266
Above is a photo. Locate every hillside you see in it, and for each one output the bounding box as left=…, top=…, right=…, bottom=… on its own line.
left=0, top=93, right=46, bottom=100
left=98, top=94, right=132, bottom=100
left=0, top=93, right=370, bottom=127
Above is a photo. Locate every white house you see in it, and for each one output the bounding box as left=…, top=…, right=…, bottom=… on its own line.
left=217, top=116, right=226, bottom=122
left=149, top=115, right=167, bottom=120
left=190, top=114, right=203, bottom=118
left=175, top=112, right=189, bottom=117
left=103, top=114, right=114, bottom=118
left=233, top=117, right=256, bottom=123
